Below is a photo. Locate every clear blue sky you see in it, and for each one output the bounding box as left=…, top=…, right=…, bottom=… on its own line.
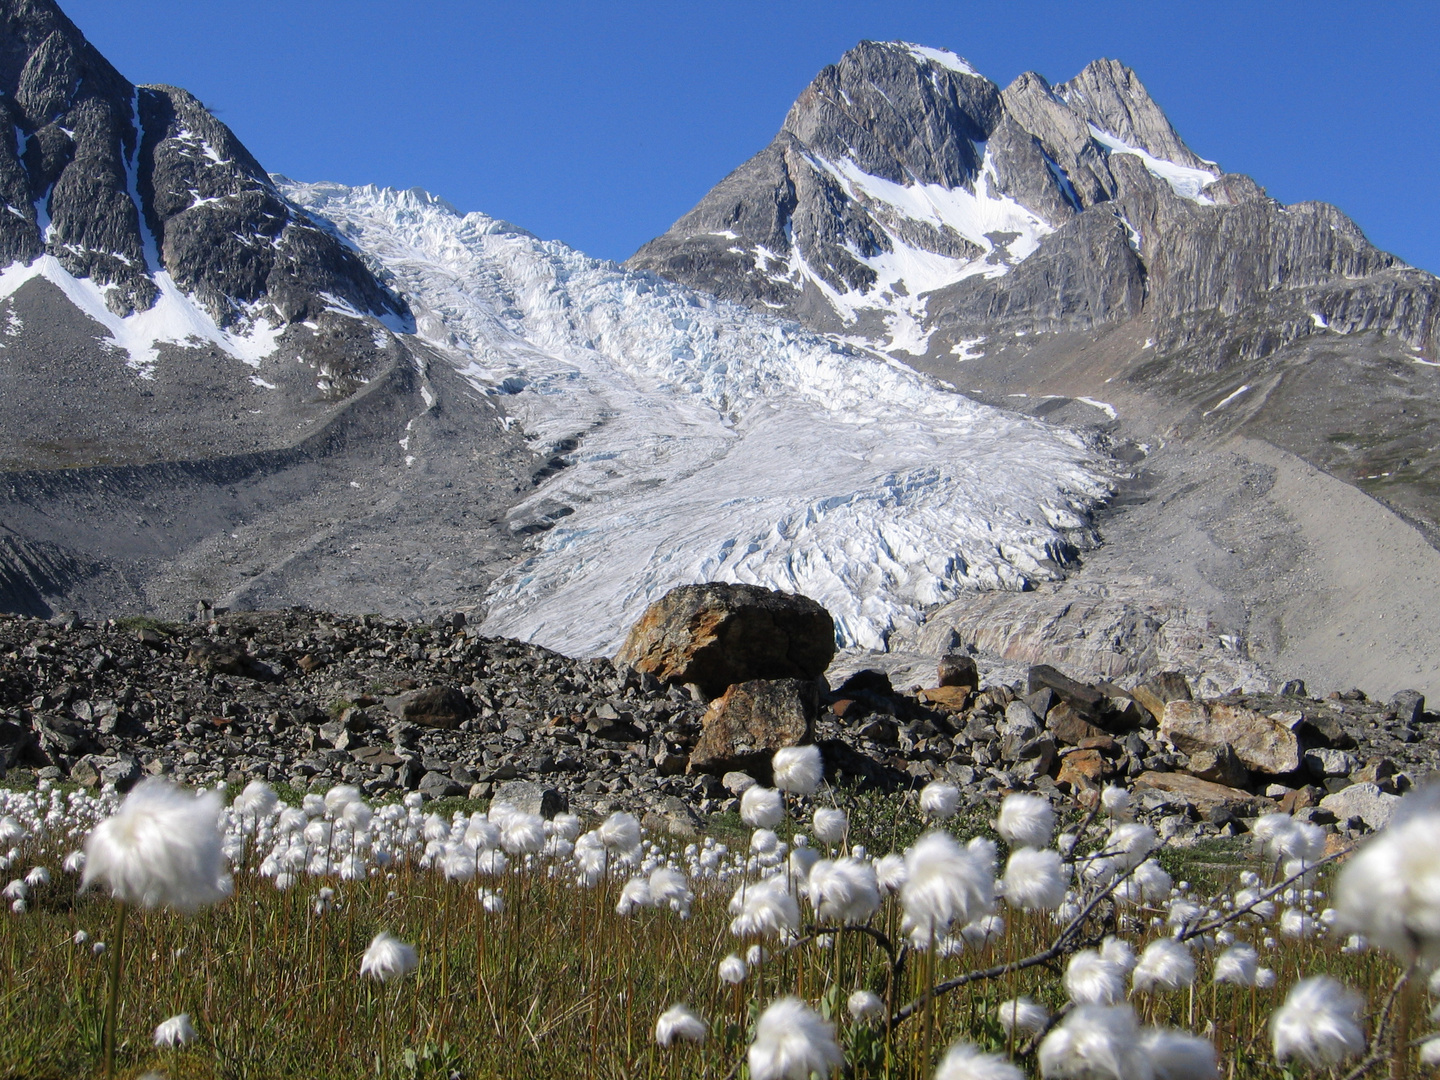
left=63, top=1, right=1440, bottom=273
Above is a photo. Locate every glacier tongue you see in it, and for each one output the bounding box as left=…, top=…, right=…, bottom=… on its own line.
left=282, top=180, right=1114, bottom=658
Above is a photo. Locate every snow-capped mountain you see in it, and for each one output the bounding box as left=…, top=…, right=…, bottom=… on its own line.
left=283, top=181, right=1113, bottom=656
left=630, top=41, right=1438, bottom=370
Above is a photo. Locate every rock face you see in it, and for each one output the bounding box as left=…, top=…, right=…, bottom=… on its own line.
left=384, top=686, right=472, bottom=730
left=614, top=583, right=835, bottom=700
left=687, top=678, right=818, bottom=779
left=1160, top=700, right=1302, bottom=775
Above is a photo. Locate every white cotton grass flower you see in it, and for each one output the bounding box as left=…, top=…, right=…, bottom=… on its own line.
left=1212, top=944, right=1259, bottom=986
left=81, top=778, right=231, bottom=914
left=616, top=876, right=651, bottom=916
left=655, top=1003, right=708, bottom=1047
left=1064, top=951, right=1126, bottom=1006
left=1100, top=937, right=1137, bottom=973
left=598, top=811, right=642, bottom=851
left=63, top=851, right=85, bottom=874
left=1334, top=785, right=1440, bottom=965
left=1419, top=1038, right=1440, bottom=1067
left=751, top=829, right=780, bottom=855
left=1039, top=1003, right=1149, bottom=1080
left=1132, top=860, right=1172, bottom=903
left=1101, top=785, right=1131, bottom=817
left=1003, top=848, right=1068, bottom=911
left=747, top=996, right=844, bottom=1080
left=933, top=1040, right=1025, bottom=1080
left=772, top=745, right=823, bottom=795
left=1140, top=1028, right=1218, bottom=1080
left=73, top=929, right=89, bottom=946
left=807, top=857, right=880, bottom=924
left=501, top=813, right=547, bottom=855
left=729, top=877, right=800, bottom=940
left=997, top=997, right=1050, bottom=1035
left=1133, top=938, right=1196, bottom=993
left=649, top=867, right=693, bottom=916
left=1270, top=976, right=1365, bottom=1067
left=323, top=785, right=361, bottom=816
left=25, top=866, right=49, bottom=889
left=996, top=794, right=1055, bottom=850
left=477, top=888, right=504, bottom=914
left=875, top=852, right=908, bottom=894
left=234, top=780, right=278, bottom=819
left=900, top=831, right=995, bottom=949
left=962, top=913, right=1005, bottom=947
left=1, top=880, right=24, bottom=902
left=1279, top=908, right=1315, bottom=938
left=920, top=781, right=961, bottom=821
left=790, top=844, right=821, bottom=882
left=718, top=954, right=748, bottom=984
left=153, top=1012, right=197, bottom=1048
left=741, top=786, right=785, bottom=829
left=1105, top=823, right=1159, bottom=868
left=847, top=989, right=885, bottom=1024
left=359, top=931, right=418, bottom=982
left=1255, top=968, right=1276, bottom=989
left=746, top=944, right=768, bottom=966
left=812, top=808, right=847, bottom=846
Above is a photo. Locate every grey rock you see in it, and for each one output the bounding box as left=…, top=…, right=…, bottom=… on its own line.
left=492, top=780, right=567, bottom=819
left=1320, top=781, right=1400, bottom=831
left=721, top=771, right=757, bottom=795
left=1390, top=690, right=1426, bottom=726
left=1304, top=747, right=1357, bottom=778
left=417, top=770, right=464, bottom=799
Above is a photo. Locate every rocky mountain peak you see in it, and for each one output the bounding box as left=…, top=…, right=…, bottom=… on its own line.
left=1055, top=58, right=1210, bottom=171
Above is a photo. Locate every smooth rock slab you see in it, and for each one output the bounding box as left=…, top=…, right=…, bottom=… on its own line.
left=1160, top=700, right=1301, bottom=775
left=1320, top=782, right=1400, bottom=831
left=1133, top=770, right=1273, bottom=816
left=384, top=686, right=472, bottom=730
left=492, top=780, right=567, bottom=819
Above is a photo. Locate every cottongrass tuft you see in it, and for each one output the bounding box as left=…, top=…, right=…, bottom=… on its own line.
left=153, top=1013, right=196, bottom=1048
left=1064, top=950, right=1126, bottom=1006
left=1101, top=785, right=1131, bottom=817
left=1211, top=944, right=1259, bottom=986
left=995, top=794, right=1055, bottom=850
left=847, top=989, right=885, bottom=1023
left=718, top=954, right=748, bottom=984
left=1334, top=785, right=1440, bottom=965
left=654, top=1003, right=708, bottom=1047
left=1039, top=1004, right=1150, bottom=1080
left=934, top=1041, right=1025, bottom=1080
left=1002, top=847, right=1068, bottom=912
left=81, top=778, right=230, bottom=914
left=812, top=808, right=847, bottom=846
left=1270, top=975, right=1365, bottom=1068
left=729, top=876, right=800, bottom=940
left=1132, top=938, right=1195, bottom=993
left=920, top=780, right=961, bottom=821
left=359, top=931, right=419, bottom=983
left=1140, top=1028, right=1218, bottom=1080
left=807, top=857, right=881, bottom=924
left=771, top=745, right=823, bottom=796
left=900, top=831, right=995, bottom=949
left=748, top=996, right=844, bottom=1080
left=996, top=997, right=1050, bottom=1035
left=741, top=787, right=785, bottom=830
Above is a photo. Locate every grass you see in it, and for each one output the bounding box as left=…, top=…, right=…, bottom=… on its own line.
left=0, top=779, right=1416, bottom=1080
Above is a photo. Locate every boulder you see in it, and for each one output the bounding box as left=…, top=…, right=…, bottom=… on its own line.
left=185, top=640, right=278, bottom=681
left=614, top=583, right=835, bottom=699
left=1320, top=782, right=1400, bottom=831
left=1303, top=747, right=1356, bottom=778
left=418, top=770, right=465, bottom=799
left=1129, top=672, right=1192, bottom=724
left=643, top=796, right=703, bottom=838
left=687, top=678, right=817, bottom=778
left=1390, top=690, right=1426, bottom=726
left=1046, top=701, right=1107, bottom=746
left=1027, top=664, right=1105, bottom=718
left=1133, top=771, right=1274, bottom=816
left=383, top=685, right=472, bottom=730
left=1160, top=701, right=1301, bottom=775
left=918, top=685, right=972, bottom=712
left=492, top=780, right=567, bottom=819
left=937, top=652, right=979, bottom=689
left=1186, top=745, right=1249, bottom=789
left=1057, top=748, right=1106, bottom=794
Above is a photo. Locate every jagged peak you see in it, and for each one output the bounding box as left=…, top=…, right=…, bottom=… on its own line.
left=1056, top=57, right=1211, bottom=170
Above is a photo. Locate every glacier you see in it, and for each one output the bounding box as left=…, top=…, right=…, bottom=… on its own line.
left=283, top=181, right=1115, bottom=658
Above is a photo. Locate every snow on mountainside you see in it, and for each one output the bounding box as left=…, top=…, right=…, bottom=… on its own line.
left=282, top=181, right=1115, bottom=658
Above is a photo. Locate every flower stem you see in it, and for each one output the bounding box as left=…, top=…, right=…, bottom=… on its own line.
left=102, top=902, right=128, bottom=1080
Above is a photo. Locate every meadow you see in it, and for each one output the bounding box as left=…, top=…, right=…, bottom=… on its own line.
left=0, top=754, right=1425, bottom=1080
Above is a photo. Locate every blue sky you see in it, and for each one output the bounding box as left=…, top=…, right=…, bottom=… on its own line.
left=64, top=1, right=1440, bottom=272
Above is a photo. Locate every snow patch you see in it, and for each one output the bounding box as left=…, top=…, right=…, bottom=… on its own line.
left=951, top=336, right=985, bottom=361
left=900, top=43, right=980, bottom=77
left=1088, top=125, right=1218, bottom=204
left=1076, top=397, right=1117, bottom=420
left=1203, top=384, right=1251, bottom=416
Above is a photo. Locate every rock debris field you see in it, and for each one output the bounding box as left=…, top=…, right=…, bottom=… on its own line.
left=0, top=584, right=1436, bottom=845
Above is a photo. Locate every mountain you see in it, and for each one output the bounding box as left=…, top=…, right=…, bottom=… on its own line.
left=629, top=40, right=1440, bottom=698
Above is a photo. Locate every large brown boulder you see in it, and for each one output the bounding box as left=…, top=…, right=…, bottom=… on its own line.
left=383, top=685, right=472, bottom=730
left=615, top=583, right=835, bottom=699
left=1160, top=700, right=1301, bottom=775
left=687, top=678, right=818, bottom=779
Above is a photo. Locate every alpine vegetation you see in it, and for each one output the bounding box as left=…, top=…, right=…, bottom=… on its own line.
left=0, top=754, right=1435, bottom=1078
